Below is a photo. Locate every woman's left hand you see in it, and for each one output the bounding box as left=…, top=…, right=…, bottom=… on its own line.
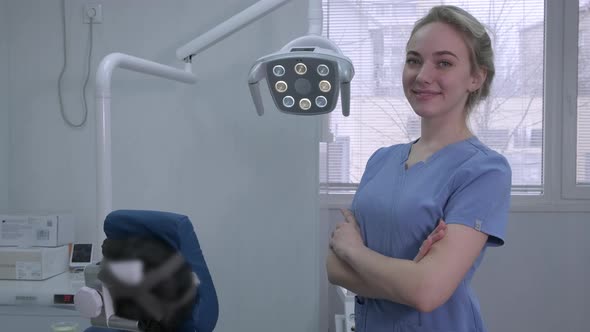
left=329, top=209, right=365, bottom=261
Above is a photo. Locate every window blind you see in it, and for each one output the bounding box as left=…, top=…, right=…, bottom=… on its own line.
left=577, top=3, right=590, bottom=184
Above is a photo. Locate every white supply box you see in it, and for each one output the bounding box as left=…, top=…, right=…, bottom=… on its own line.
left=0, top=212, right=75, bottom=247
left=0, top=245, right=69, bottom=280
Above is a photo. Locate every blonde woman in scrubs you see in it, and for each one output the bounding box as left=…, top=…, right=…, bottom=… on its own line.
left=327, top=5, right=511, bottom=332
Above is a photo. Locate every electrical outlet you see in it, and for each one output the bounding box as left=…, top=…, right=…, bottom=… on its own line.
left=84, top=3, right=103, bottom=24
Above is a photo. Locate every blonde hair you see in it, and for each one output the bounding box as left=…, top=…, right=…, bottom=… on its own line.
left=408, top=5, right=495, bottom=113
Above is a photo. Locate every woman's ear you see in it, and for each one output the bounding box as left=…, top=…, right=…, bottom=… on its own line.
left=470, top=67, right=487, bottom=92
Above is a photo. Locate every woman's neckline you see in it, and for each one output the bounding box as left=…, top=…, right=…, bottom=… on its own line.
left=403, top=135, right=477, bottom=170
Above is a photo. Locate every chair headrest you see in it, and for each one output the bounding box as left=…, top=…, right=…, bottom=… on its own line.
left=104, top=210, right=218, bottom=332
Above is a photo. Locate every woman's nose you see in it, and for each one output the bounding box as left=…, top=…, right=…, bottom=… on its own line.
left=415, top=64, right=434, bottom=84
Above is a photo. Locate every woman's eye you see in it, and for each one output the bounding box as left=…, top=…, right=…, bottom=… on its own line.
left=406, top=58, right=420, bottom=65
left=438, top=61, right=452, bottom=67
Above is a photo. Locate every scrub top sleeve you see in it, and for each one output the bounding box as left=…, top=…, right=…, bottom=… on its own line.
left=443, top=154, right=512, bottom=246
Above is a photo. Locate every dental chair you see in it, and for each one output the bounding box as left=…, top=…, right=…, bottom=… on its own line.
left=79, top=210, right=219, bottom=332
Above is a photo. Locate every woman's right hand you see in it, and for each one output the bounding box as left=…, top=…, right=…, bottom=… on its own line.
left=414, top=219, right=447, bottom=262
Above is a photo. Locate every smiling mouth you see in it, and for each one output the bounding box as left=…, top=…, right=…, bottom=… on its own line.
left=412, top=90, right=440, bottom=99
left=413, top=89, right=440, bottom=94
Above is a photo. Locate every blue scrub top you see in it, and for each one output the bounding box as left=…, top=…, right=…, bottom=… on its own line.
left=351, top=136, right=511, bottom=332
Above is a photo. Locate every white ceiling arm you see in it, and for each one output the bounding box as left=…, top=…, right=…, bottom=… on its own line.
left=176, top=0, right=292, bottom=61
left=96, top=52, right=196, bottom=98
left=94, top=52, right=196, bottom=253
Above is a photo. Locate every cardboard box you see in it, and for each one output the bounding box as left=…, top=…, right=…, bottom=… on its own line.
left=0, top=245, right=69, bottom=280
left=0, top=212, right=75, bottom=247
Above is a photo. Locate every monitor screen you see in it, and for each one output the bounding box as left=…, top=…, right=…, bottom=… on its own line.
left=72, top=244, right=92, bottom=263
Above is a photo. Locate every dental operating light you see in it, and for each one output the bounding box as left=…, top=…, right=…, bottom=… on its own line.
left=248, top=34, right=354, bottom=116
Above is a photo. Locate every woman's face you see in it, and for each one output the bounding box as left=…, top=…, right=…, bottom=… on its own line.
left=403, top=22, right=484, bottom=120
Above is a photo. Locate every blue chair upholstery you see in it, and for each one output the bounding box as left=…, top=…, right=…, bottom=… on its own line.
left=85, top=210, right=219, bottom=332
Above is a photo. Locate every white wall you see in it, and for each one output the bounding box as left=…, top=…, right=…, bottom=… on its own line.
left=473, top=212, right=590, bottom=332
left=6, top=1, right=320, bottom=331
left=322, top=209, right=590, bottom=332
left=0, top=0, right=9, bottom=210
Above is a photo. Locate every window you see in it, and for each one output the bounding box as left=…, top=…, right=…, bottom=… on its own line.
left=320, top=0, right=590, bottom=210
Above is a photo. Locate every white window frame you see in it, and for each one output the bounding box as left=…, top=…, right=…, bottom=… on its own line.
left=320, top=0, right=590, bottom=212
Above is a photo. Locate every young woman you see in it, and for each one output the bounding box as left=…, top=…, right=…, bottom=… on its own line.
left=327, top=5, right=511, bottom=332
